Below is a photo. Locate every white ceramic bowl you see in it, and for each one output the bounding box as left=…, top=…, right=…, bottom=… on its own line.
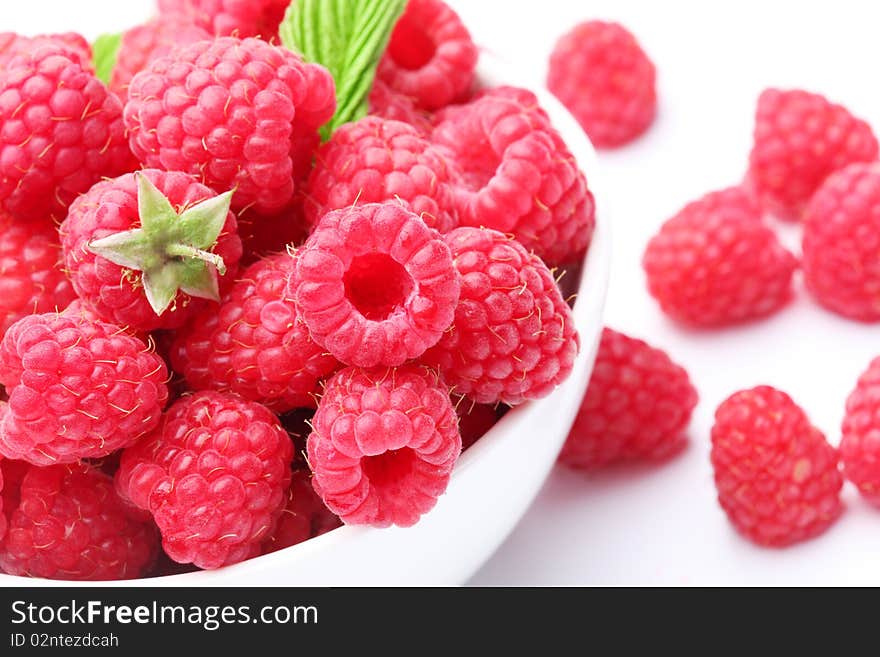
left=0, top=54, right=610, bottom=587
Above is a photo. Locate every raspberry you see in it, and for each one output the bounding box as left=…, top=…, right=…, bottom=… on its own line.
left=115, top=391, right=293, bottom=569
left=0, top=312, right=169, bottom=466
left=377, top=0, right=477, bottom=111
left=643, top=187, right=797, bottom=326
left=109, top=18, right=212, bottom=101
left=60, top=169, right=243, bottom=332
left=158, top=0, right=289, bottom=38
left=547, top=21, right=656, bottom=148
left=262, top=470, right=340, bottom=554
left=711, top=386, right=843, bottom=547
left=124, top=37, right=336, bottom=214
left=0, top=459, right=5, bottom=542
left=431, top=87, right=596, bottom=266
left=0, top=209, right=76, bottom=338
left=0, top=45, right=133, bottom=222
left=840, top=357, right=880, bottom=504
left=0, top=461, right=158, bottom=580
left=559, top=328, right=697, bottom=469
left=171, top=252, right=339, bottom=412
left=368, top=80, right=432, bottom=135
left=802, top=162, right=880, bottom=321
left=304, top=116, right=459, bottom=233
left=0, top=32, right=92, bottom=71
left=455, top=398, right=502, bottom=450
left=421, top=227, right=579, bottom=405
left=748, top=88, right=878, bottom=219
left=292, top=202, right=460, bottom=368
left=307, top=364, right=461, bottom=527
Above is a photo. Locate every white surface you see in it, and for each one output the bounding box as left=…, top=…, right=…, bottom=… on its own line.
left=3, top=0, right=880, bottom=586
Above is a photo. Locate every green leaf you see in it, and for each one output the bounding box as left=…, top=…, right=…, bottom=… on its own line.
left=92, top=32, right=122, bottom=85
left=280, top=0, right=407, bottom=139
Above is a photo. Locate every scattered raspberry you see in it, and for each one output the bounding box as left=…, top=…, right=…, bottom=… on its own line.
left=0, top=462, right=158, bottom=580
left=172, top=252, right=339, bottom=412
left=547, top=21, right=656, bottom=148
left=109, top=18, right=211, bottom=101
left=124, top=37, right=336, bottom=214
left=0, top=209, right=76, bottom=338
left=840, top=357, right=880, bottom=504
left=292, top=202, right=460, bottom=368
left=158, top=0, right=289, bottom=38
left=643, top=186, right=797, bottom=326
left=369, top=80, right=432, bottom=135
left=803, top=162, right=880, bottom=321
left=115, top=391, right=293, bottom=569
left=748, top=88, right=878, bottom=219
left=60, top=169, right=242, bottom=332
left=304, top=116, right=459, bottom=233
left=0, top=45, right=133, bottom=222
left=432, top=87, right=596, bottom=266
left=559, top=328, right=697, bottom=469
left=711, top=386, right=843, bottom=547
left=262, top=470, right=340, bottom=554
left=421, top=227, right=579, bottom=405
left=0, top=312, right=169, bottom=466
left=377, top=0, right=477, bottom=111
left=0, top=32, right=92, bottom=71
left=455, top=398, right=503, bottom=450
left=307, top=364, right=461, bottom=527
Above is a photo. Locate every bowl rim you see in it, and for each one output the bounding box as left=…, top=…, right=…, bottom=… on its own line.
left=0, top=52, right=611, bottom=587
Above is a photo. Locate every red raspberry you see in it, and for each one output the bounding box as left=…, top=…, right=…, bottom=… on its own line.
left=368, top=80, right=432, bottom=135
left=377, top=0, right=477, bottom=111
left=124, top=37, right=336, bottom=215
left=171, top=252, right=339, bottom=412
left=547, top=21, right=656, bottom=148
left=643, top=187, right=797, bottom=326
left=292, top=202, right=460, bottom=368
left=0, top=461, right=158, bottom=580
left=0, top=32, right=92, bottom=71
left=262, top=470, right=340, bottom=554
left=60, top=169, right=243, bottom=332
left=559, top=328, right=697, bottom=469
left=304, top=116, right=459, bottom=233
left=0, top=45, right=133, bottom=222
left=0, top=209, right=76, bottom=338
left=711, top=386, right=843, bottom=547
left=455, top=398, right=502, bottom=450
left=431, top=87, right=596, bottom=266
left=748, top=88, right=878, bottom=220
left=421, top=227, right=579, bottom=405
left=0, top=312, right=169, bottom=466
left=803, top=162, right=880, bottom=321
left=0, top=458, right=5, bottom=542
left=840, top=357, right=880, bottom=504
left=158, top=0, right=289, bottom=38
left=307, top=364, right=461, bottom=527
left=115, top=391, right=293, bottom=569
left=109, top=18, right=212, bottom=101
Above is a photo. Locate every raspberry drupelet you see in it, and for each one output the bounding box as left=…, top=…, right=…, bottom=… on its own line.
left=0, top=312, right=169, bottom=466
left=124, top=37, right=336, bottom=215
left=115, top=391, right=293, bottom=570
left=377, top=0, right=478, bottom=111
left=0, top=461, right=158, bottom=580
left=643, top=186, right=797, bottom=326
left=560, top=328, right=697, bottom=469
left=431, top=87, right=596, bottom=266
left=711, top=386, right=843, bottom=547
left=421, top=227, right=579, bottom=406
left=304, top=116, right=459, bottom=233
left=307, top=364, right=461, bottom=527
left=171, top=251, right=339, bottom=412
left=291, top=202, right=460, bottom=368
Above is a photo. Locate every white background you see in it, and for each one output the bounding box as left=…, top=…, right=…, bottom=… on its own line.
left=5, top=0, right=880, bottom=585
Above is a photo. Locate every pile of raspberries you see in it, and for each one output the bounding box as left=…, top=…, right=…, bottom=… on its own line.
left=0, top=0, right=596, bottom=580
